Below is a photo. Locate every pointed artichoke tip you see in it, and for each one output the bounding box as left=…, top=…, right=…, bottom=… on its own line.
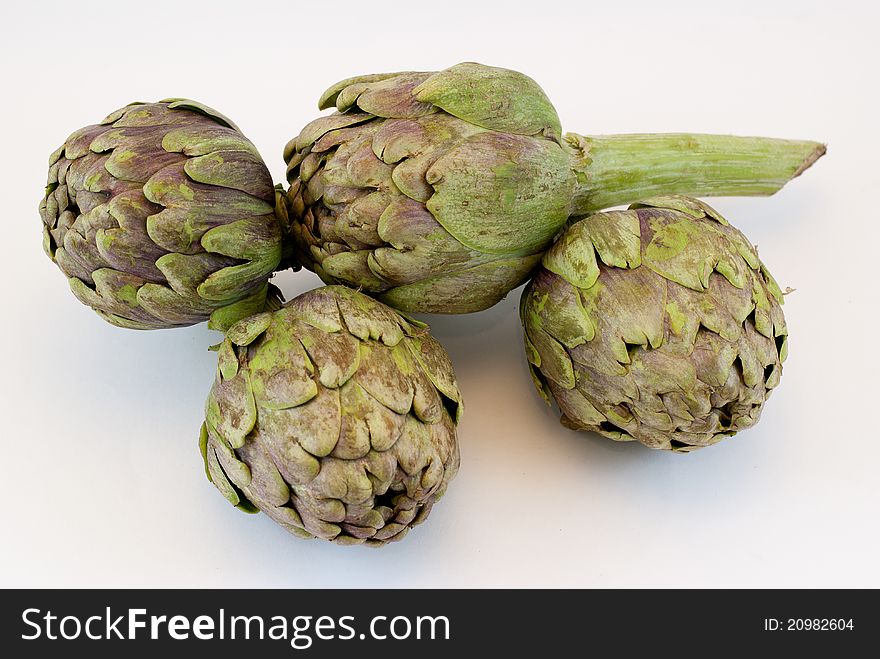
left=792, top=142, right=827, bottom=179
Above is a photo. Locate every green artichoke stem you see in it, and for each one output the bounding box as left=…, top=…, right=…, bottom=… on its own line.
left=565, top=133, right=826, bottom=216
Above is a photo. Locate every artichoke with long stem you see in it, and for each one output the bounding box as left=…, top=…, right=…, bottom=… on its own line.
left=520, top=195, right=787, bottom=452
left=284, top=62, right=824, bottom=314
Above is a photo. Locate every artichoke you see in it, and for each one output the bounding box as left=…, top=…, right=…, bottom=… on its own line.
left=284, top=61, right=824, bottom=313
left=200, top=285, right=462, bottom=545
left=40, top=99, right=285, bottom=330
left=520, top=195, right=787, bottom=452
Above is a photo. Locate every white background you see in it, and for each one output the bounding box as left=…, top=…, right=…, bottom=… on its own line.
left=2, top=0, right=877, bottom=587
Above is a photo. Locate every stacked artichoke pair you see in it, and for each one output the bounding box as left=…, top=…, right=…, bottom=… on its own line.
left=40, top=63, right=823, bottom=546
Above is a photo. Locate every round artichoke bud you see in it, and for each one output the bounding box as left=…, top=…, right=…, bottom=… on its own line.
left=520, top=195, right=788, bottom=452
left=200, top=285, right=462, bottom=545
left=40, top=99, right=286, bottom=330
left=284, top=61, right=824, bottom=314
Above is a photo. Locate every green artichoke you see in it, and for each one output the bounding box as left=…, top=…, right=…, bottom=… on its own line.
left=520, top=195, right=787, bottom=452
left=284, top=61, right=824, bottom=314
left=200, top=285, right=462, bottom=545
left=41, top=99, right=286, bottom=330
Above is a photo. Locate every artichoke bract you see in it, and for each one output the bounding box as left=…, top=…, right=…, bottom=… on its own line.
left=200, top=285, right=462, bottom=546
left=284, top=62, right=824, bottom=314
left=520, top=196, right=787, bottom=452
left=40, top=99, right=285, bottom=330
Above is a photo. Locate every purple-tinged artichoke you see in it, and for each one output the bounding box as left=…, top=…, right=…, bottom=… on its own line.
left=284, top=62, right=823, bottom=314
left=40, top=99, right=286, bottom=330
left=200, top=285, right=462, bottom=546
left=521, top=196, right=787, bottom=452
